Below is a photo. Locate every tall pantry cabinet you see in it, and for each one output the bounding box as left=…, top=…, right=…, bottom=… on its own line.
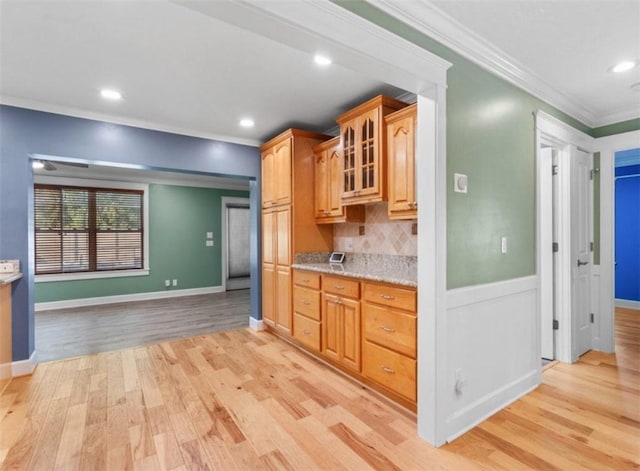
left=261, top=129, right=333, bottom=334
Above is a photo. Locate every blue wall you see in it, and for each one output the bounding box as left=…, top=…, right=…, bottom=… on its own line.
left=0, top=105, right=262, bottom=362
left=615, top=161, right=640, bottom=302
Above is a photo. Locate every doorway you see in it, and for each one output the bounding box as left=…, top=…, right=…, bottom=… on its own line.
left=536, top=111, right=594, bottom=363
left=221, top=197, right=251, bottom=291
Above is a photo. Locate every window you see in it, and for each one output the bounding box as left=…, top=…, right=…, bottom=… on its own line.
left=34, top=184, right=144, bottom=275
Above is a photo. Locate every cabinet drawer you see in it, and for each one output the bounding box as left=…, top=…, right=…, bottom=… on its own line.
left=293, top=286, right=320, bottom=321
left=293, top=314, right=321, bottom=351
left=323, top=275, right=359, bottom=298
left=363, top=341, right=416, bottom=402
left=363, top=303, right=416, bottom=358
left=293, top=270, right=321, bottom=290
left=363, top=283, right=416, bottom=312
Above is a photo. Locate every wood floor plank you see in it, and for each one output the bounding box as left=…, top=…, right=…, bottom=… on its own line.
left=2, top=308, right=638, bottom=470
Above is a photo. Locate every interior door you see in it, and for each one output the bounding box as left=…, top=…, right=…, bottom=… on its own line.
left=540, top=147, right=555, bottom=359
left=571, top=147, right=592, bottom=357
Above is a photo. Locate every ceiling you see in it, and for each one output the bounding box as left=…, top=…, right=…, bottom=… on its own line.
left=1, top=0, right=638, bottom=152
left=428, top=0, right=640, bottom=126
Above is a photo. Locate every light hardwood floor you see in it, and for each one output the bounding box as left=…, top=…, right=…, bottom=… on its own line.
left=36, top=290, right=250, bottom=362
left=2, top=309, right=638, bottom=470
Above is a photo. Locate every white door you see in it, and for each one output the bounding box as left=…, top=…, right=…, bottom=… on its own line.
left=540, top=147, right=555, bottom=359
left=571, top=147, right=592, bottom=358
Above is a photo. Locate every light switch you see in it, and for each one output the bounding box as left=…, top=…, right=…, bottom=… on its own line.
left=206, top=240, right=214, bottom=247
left=206, top=232, right=213, bottom=239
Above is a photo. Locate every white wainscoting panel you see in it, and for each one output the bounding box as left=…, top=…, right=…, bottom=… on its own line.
left=444, top=276, right=540, bottom=441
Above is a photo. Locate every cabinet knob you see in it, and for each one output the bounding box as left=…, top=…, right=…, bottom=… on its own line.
left=380, top=325, right=396, bottom=333
left=380, top=365, right=396, bottom=375
left=332, top=300, right=342, bottom=305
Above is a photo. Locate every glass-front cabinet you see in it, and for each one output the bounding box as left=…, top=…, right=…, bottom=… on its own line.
left=336, top=95, right=407, bottom=205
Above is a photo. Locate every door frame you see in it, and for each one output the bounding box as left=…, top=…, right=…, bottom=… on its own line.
left=535, top=111, right=594, bottom=363
left=221, top=196, right=251, bottom=292
left=595, top=130, right=640, bottom=353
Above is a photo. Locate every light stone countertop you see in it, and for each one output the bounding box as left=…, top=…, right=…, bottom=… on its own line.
left=292, top=253, right=417, bottom=288
left=0, top=272, right=23, bottom=285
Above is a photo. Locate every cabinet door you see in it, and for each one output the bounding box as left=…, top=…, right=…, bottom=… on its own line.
left=274, top=139, right=292, bottom=205
left=341, top=297, right=361, bottom=372
left=276, top=267, right=291, bottom=331
left=341, top=120, right=357, bottom=198
left=261, top=148, right=275, bottom=208
left=358, top=108, right=380, bottom=196
left=322, top=293, right=341, bottom=362
left=262, top=211, right=275, bottom=265
left=262, top=264, right=275, bottom=325
left=328, top=148, right=344, bottom=216
left=388, top=113, right=416, bottom=216
left=314, top=150, right=330, bottom=218
left=275, top=206, right=291, bottom=267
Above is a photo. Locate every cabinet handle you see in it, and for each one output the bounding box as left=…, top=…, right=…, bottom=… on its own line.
left=380, top=325, right=396, bottom=333
left=324, top=211, right=330, bottom=215
left=332, top=300, right=342, bottom=305
left=381, top=294, right=395, bottom=300
left=413, top=201, right=418, bottom=208
left=302, top=279, right=310, bottom=283
left=303, top=329, right=310, bottom=335
left=380, top=366, right=395, bottom=374
left=302, top=300, right=311, bottom=305
left=334, top=285, right=345, bottom=290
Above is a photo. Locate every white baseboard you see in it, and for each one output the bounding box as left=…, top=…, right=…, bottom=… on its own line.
left=615, top=299, right=640, bottom=310
left=12, top=350, right=38, bottom=377
left=35, top=285, right=225, bottom=311
left=445, top=369, right=539, bottom=442
left=249, top=317, right=265, bottom=331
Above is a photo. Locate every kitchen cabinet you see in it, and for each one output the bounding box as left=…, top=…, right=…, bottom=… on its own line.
left=386, top=104, right=417, bottom=220
left=261, top=129, right=334, bottom=335
left=362, top=282, right=417, bottom=402
left=261, top=137, right=292, bottom=208
left=322, top=293, right=361, bottom=372
left=336, top=95, right=408, bottom=205
left=0, top=284, right=12, bottom=394
left=314, top=137, right=365, bottom=224
left=292, top=271, right=321, bottom=351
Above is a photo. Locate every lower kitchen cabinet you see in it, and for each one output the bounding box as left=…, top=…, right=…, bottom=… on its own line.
left=321, top=293, right=361, bottom=372
left=291, top=269, right=417, bottom=410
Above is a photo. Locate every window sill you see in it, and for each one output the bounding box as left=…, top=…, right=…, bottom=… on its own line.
left=35, top=269, right=150, bottom=283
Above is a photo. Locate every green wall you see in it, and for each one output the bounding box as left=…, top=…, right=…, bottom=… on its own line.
left=334, top=1, right=603, bottom=289
left=35, top=184, right=249, bottom=302
left=592, top=118, right=640, bottom=138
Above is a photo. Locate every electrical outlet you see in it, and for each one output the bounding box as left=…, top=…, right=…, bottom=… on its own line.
left=358, top=225, right=365, bottom=236
left=164, top=279, right=170, bottom=287
left=345, top=238, right=354, bottom=251
left=172, top=279, right=178, bottom=287
left=411, top=223, right=418, bottom=235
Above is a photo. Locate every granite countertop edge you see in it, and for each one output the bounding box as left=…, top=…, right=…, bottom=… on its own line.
left=0, top=272, right=23, bottom=285
left=291, top=263, right=417, bottom=288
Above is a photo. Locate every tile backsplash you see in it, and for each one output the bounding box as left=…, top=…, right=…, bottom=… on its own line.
left=333, top=203, right=417, bottom=256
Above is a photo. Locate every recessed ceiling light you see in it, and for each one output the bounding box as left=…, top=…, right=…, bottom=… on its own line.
left=611, top=61, right=636, bottom=73
left=239, top=118, right=255, bottom=128
left=314, top=54, right=332, bottom=66
left=100, top=89, right=122, bottom=100
left=32, top=160, right=44, bottom=170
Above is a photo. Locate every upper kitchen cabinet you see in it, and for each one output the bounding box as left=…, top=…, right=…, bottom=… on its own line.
left=261, top=136, right=292, bottom=208
left=386, top=104, right=417, bottom=220
left=336, top=95, right=408, bottom=205
left=314, top=137, right=365, bottom=224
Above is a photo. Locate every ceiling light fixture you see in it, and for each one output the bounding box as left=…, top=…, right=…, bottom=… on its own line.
left=314, top=54, right=332, bottom=66
left=611, top=61, right=636, bottom=73
left=31, top=160, right=44, bottom=170
left=100, top=88, right=123, bottom=100
left=239, top=118, right=255, bottom=128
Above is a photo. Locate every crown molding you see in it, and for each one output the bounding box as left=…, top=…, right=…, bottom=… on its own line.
left=0, top=95, right=262, bottom=147
left=366, top=0, right=609, bottom=128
